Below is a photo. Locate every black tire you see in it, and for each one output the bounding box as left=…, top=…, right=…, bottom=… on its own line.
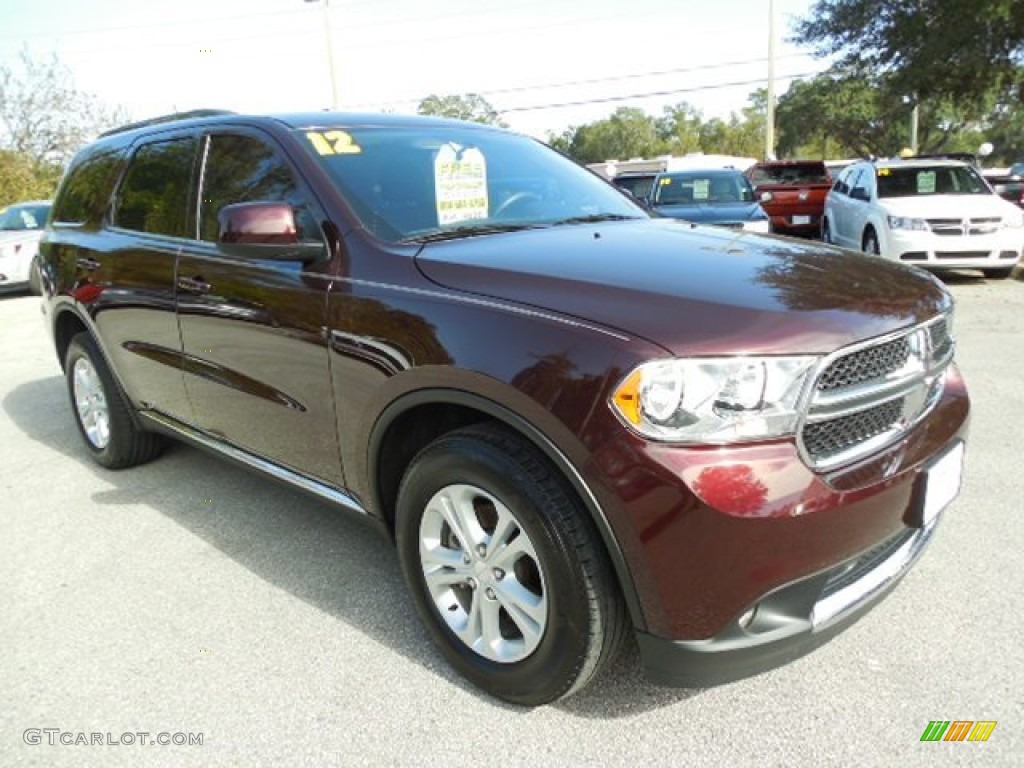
left=28, top=256, right=42, bottom=295
left=862, top=228, right=880, bottom=255
left=65, top=332, right=164, bottom=469
left=821, top=218, right=832, bottom=244
left=395, top=423, right=627, bottom=705
left=982, top=267, right=1014, bottom=280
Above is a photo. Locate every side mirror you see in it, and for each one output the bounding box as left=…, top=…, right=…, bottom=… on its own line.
left=850, top=187, right=870, bottom=202
left=217, top=202, right=325, bottom=262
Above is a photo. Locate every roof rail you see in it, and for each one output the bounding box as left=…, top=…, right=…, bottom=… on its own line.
left=99, top=109, right=236, bottom=138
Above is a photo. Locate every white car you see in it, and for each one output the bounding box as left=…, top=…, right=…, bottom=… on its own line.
left=0, top=200, right=51, bottom=294
left=822, top=159, right=1023, bottom=279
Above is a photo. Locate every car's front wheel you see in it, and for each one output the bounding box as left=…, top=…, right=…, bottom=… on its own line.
left=821, top=218, right=832, bottom=244
left=395, top=423, right=627, bottom=705
left=862, top=227, right=880, bottom=255
left=65, top=332, right=164, bottom=469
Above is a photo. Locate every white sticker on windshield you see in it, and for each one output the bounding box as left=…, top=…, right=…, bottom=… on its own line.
left=917, top=171, right=937, bottom=194
left=434, top=144, right=488, bottom=225
left=693, top=179, right=710, bottom=200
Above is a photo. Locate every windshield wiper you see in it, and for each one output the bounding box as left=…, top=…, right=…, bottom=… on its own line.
left=549, top=213, right=641, bottom=226
left=402, top=222, right=545, bottom=243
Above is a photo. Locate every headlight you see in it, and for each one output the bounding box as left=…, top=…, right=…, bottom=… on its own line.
left=1003, top=212, right=1024, bottom=228
left=742, top=219, right=771, bottom=233
left=611, top=356, right=819, bottom=442
left=887, top=216, right=928, bottom=231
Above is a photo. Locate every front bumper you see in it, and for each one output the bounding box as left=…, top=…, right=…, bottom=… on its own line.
left=887, top=228, right=1022, bottom=269
left=635, top=476, right=948, bottom=687
left=585, top=364, right=969, bottom=687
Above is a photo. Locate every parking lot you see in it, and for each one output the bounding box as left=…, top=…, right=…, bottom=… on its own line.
left=1, top=271, right=1022, bottom=767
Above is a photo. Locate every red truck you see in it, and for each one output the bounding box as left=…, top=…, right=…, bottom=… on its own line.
left=747, top=160, right=832, bottom=236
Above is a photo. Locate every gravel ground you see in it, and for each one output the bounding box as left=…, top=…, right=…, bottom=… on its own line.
left=1, top=269, right=1022, bottom=767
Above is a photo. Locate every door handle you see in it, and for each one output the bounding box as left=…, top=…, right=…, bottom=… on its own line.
left=76, top=257, right=101, bottom=271
left=177, top=275, right=212, bottom=294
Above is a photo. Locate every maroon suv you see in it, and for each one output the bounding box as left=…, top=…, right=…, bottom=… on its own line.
left=39, top=111, right=968, bottom=705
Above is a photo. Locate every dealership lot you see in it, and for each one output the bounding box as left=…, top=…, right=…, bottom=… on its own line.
left=1, top=273, right=1022, bottom=767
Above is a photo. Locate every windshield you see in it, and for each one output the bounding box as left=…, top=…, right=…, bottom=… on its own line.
left=297, top=125, right=645, bottom=241
left=0, top=203, right=50, bottom=230
left=876, top=165, right=991, bottom=197
left=652, top=171, right=754, bottom=205
left=748, top=163, right=829, bottom=185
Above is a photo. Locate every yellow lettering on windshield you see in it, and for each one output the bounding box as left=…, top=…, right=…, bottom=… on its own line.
left=306, top=130, right=362, bottom=155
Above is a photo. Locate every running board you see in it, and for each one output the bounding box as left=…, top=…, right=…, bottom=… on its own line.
left=138, top=411, right=368, bottom=516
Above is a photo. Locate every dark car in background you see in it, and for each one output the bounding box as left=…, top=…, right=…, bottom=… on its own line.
left=648, top=168, right=769, bottom=231
left=40, top=110, right=968, bottom=705
left=746, top=160, right=832, bottom=236
left=610, top=171, right=657, bottom=202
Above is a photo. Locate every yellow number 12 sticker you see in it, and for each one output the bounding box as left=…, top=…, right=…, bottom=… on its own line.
left=307, top=130, right=362, bottom=155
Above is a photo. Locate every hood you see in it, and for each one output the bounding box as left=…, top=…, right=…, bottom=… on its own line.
left=881, top=194, right=1019, bottom=219
left=653, top=201, right=764, bottom=225
left=414, top=219, right=950, bottom=356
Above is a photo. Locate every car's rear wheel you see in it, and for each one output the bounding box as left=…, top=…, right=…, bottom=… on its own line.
left=65, top=332, right=164, bottom=469
left=862, top=228, right=880, bottom=255
left=395, top=423, right=627, bottom=705
left=982, top=267, right=1014, bottom=280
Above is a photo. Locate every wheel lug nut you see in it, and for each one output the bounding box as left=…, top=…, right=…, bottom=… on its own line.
left=485, top=587, right=496, bottom=600
left=493, top=568, right=505, bottom=580
left=476, top=544, right=487, bottom=558
left=463, top=555, right=471, bottom=565
left=467, top=577, right=477, bottom=589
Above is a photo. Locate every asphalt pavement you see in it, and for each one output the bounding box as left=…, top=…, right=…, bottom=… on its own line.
left=1, top=271, right=1022, bottom=767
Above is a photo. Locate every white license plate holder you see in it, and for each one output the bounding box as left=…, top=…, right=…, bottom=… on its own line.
left=916, top=441, right=965, bottom=528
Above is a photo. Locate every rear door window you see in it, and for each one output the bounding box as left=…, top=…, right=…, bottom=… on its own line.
left=113, top=138, right=197, bottom=237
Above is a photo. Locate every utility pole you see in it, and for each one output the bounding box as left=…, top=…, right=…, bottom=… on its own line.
left=765, top=0, right=776, bottom=161
left=910, top=101, right=919, bottom=155
left=307, top=0, right=339, bottom=110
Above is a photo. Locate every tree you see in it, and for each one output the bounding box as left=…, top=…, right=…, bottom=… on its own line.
left=416, top=93, right=505, bottom=126
left=776, top=70, right=985, bottom=159
left=0, top=49, right=126, bottom=167
left=563, top=107, right=664, bottom=163
left=0, top=150, right=57, bottom=208
left=794, top=0, right=1024, bottom=109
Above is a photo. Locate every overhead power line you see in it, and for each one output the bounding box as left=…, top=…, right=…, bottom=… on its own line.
left=498, top=71, right=820, bottom=113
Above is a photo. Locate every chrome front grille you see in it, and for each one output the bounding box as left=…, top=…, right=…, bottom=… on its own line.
left=798, top=315, right=954, bottom=470
left=817, top=337, right=910, bottom=391
left=802, top=399, right=905, bottom=458
left=926, top=217, right=1004, bottom=236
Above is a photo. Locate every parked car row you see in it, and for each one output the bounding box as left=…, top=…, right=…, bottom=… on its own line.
left=609, top=155, right=1023, bottom=280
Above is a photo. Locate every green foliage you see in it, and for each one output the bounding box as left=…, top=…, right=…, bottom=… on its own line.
left=776, top=68, right=1016, bottom=160
left=795, top=0, right=1024, bottom=110
left=0, top=151, right=59, bottom=208
left=417, top=93, right=506, bottom=126
left=0, top=49, right=126, bottom=205
left=561, top=107, right=663, bottom=164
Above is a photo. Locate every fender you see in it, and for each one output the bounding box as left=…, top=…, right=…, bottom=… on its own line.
left=368, top=386, right=647, bottom=630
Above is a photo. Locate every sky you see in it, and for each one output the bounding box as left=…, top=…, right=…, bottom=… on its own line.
left=1, top=0, right=828, bottom=141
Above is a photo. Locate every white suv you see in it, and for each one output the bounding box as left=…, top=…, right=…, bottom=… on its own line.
left=822, top=159, right=1023, bottom=279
